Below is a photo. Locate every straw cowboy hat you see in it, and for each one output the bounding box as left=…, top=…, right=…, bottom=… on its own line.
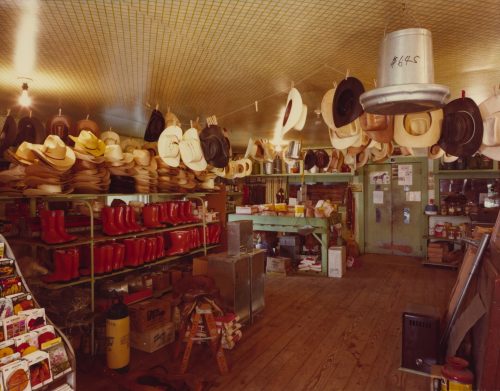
left=158, top=126, right=183, bottom=167
left=370, top=141, right=393, bottom=163
left=394, top=109, right=443, bottom=148
left=101, top=130, right=121, bottom=146
left=180, top=128, right=207, bottom=171
left=30, top=135, right=76, bottom=170
left=6, top=142, right=36, bottom=165
left=132, top=149, right=151, bottom=167
left=121, top=138, right=142, bottom=153
left=333, top=77, right=365, bottom=127
left=360, top=113, right=395, bottom=143
left=438, top=97, right=483, bottom=157
left=281, top=88, right=303, bottom=136
left=70, top=130, right=106, bottom=157
left=478, top=92, right=500, bottom=160
left=104, top=144, right=134, bottom=166
left=328, top=119, right=363, bottom=150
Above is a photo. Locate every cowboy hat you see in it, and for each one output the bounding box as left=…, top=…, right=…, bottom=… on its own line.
left=121, top=138, right=142, bottom=153
left=294, top=104, right=308, bottom=131
left=442, top=153, right=458, bottom=163
left=144, top=109, right=165, bottom=142
left=15, top=116, right=45, bottom=146
left=428, top=144, right=445, bottom=159
left=281, top=88, right=303, bottom=136
left=356, top=149, right=370, bottom=168
left=30, top=135, right=76, bottom=170
left=321, top=88, right=336, bottom=129
left=133, top=149, right=151, bottom=167
left=370, top=142, right=392, bottom=163
left=74, top=118, right=100, bottom=138
left=315, top=149, right=330, bottom=170
left=333, top=77, right=365, bottom=127
left=360, top=113, right=395, bottom=144
left=165, top=110, right=181, bottom=127
left=304, top=150, right=316, bottom=171
left=74, top=149, right=105, bottom=164
left=328, top=119, right=363, bottom=150
left=158, top=126, right=183, bottom=167
left=478, top=93, right=500, bottom=160
left=394, top=109, right=443, bottom=147
left=104, top=144, right=134, bottom=166
left=46, top=112, right=71, bottom=143
left=24, top=184, right=74, bottom=196
left=199, top=125, right=230, bottom=168
left=438, top=97, right=483, bottom=157
left=70, top=130, right=106, bottom=157
left=6, top=142, right=36, bottom=165
left=180, top=128, right=207, bottom=172
left=0, top=115, right=18, bottom=154
left=101, top=130, right=121, bottom=146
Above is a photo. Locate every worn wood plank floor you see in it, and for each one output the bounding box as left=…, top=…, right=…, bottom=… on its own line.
left=78, top=254, right=456, bottom=391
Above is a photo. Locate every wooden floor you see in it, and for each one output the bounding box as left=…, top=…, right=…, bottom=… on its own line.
left=77, top=254, right=456, bottom=390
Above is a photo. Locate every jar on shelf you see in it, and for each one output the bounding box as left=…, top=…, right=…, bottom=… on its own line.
left=440, top=200, right=448, bottom=215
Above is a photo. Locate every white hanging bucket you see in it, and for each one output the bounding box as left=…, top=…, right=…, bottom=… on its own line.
left=360, top=28, right=449, bottom=115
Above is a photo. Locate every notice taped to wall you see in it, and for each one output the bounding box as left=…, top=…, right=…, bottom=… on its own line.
left=398, top=164, right=413, bottom=186
left=373, top=190, right=384, bottom=204
left=405, top=191, right=421, bottom=202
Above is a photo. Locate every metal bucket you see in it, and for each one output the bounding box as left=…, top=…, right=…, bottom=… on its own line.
left=285, top=140, right=301, bottom=160
left=264, top=161, right=273, bottom=175
left=378, top=28, right=435, bottom=87
left=273, top=155, right=283, bottom=174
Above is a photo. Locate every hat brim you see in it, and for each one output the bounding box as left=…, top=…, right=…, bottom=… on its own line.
left=281, top=88, right=303, bottom=136
left=31, top=145, right=76, bottom=170
left=479, top=145, right=500, bottom=160
left=394, top=109, right=443, bottom=148
left=293, top=104, right=308, bottom=131
left=363, top=116, right=394, bottom=143
left=329, top=120, right=362, bottom=149
left=73, top=139, right=106, bottom=157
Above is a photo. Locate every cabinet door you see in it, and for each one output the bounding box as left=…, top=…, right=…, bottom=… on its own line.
left=364, top=164, right=393, bottom=254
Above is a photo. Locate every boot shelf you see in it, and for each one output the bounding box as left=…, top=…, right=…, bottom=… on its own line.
left=10, top=221, right=221, bottom=250
left=0, top=191, right=213, bottom=201
left=32, top=244, right=221, bottom=290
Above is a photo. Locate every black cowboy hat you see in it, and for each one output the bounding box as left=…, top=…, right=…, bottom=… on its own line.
left=144, top=109, right=165, bottom=142
left=438, top=97, right=483, bottom=158
left=0, top=115, right=18, bottom=154
left=304, top=149, right=316, bottom=170
left=199, top=125, right=229, bottom=168
left=315, top=149, right=330, bottom=169
left=14, top=116, right=45, bottom=146
left=333, top=77, right=365, bottom=127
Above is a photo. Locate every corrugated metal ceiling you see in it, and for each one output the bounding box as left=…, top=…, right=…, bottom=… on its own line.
left=0, top=0, right=499, bottom=148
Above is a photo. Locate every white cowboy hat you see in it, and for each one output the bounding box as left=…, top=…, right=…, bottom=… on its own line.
left=104, top=144, right=134, bottom=166
left=394, top=109, right=443, bottom=147
left=321, top=88, right=336, bottom=129
left=281, top=88, right=303, bottom=136
left=158, top=126, right=182, bottom=167
left=293, top=104, right=308, bottom=131
left=30, top=135, right=76, bottom=170
left=479, top=93, right=500, bottom=160
left=101, top=130, right=121, bottom=146
left=180, top=128, right=207, bottom=171
left=328, top=119, right=363, bottom=150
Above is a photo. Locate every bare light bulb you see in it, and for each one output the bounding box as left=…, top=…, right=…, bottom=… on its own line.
left=19, top=83, right=31, bottom=107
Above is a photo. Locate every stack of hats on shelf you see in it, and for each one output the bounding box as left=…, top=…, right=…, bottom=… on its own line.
left=0, top=164, right=26, bottom=196
left=69, top=130, right=110, bottom=193
left=102, top=131, right=136, bottom=194
left=22, top=135, right=75, bottom=195
left=132, top=149, right=158, bottom=194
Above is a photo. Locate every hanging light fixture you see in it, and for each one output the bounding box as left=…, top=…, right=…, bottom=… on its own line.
left=18, top=82, right=31, bottom=107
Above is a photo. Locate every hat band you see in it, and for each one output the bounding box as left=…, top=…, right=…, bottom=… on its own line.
left=45, top=149, right=66, bottom=161
left=457, top=110, right=476, bottom=145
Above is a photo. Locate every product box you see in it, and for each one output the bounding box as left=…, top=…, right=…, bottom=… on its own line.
left=19, top=309, right=45, bottom=331
left=192, top=256, right=209, bottom=276
left=266, top=256, right=292, bottom=275
left=130, top=322, right=175, bottom=353
left=13, top=331, right=38, bottom=354
left=328, top=246, right=346, bottom=278
left=40, top=338, right=70, bottom=379
left=129, top=297, right=171, bottom=332
left=1, top=359, right=31, bottom=391
left=3, top=315, right=26, bottom=340
left=24, top=350, right=52, bottom=389
left=0, top=339, right=16, bottom=359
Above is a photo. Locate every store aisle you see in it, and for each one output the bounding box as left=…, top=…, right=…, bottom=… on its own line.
left=78, top=254, right=456, bottom=391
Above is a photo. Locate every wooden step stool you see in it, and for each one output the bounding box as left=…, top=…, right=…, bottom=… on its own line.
left=178, top=303, right=229, bottom=375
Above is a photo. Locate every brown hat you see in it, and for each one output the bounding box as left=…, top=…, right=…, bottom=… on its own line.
left=315, top=149, right=330, bottom=169
left=15, top=116, right=45, bottom=146
left=200, top=125, right=230, bottom=168
left=46, top=112, right=72, bottom=143
left=0, top=115, right=18, bottom=154
left=333, top=77, right=365, bottom=127
left=361, top=114, right=394, bottom=143
left=438, top=97, right=483, bottom=157
left=304, top=150, right=316, bottom=170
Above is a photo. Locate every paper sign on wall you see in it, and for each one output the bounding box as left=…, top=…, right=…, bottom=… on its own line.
left=406, top=191, right=421, bottom=202
left=370, top=171, right=390, bottom=184
left=398, top=164, right=413, bottom=186
left=373, top=190, right=384, bottom=204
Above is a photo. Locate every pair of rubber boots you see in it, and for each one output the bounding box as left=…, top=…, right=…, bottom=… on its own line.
left=157, top=201, right=198, bottom=226
left=42, top=248, right=79, bottom=283
left=205, top=224, right=222, bottom=244
left=40, top=209, right=77, bottom=244
left=101, top=206, right=143, bottom=236
left=94, top=243, right=125, bottom=274
left=124, top=235, right=165, bottom=267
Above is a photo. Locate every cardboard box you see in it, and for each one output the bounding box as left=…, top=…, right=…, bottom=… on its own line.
left=129, top=297, right=171, bottom=332
left=328, top=246, right=346, bottom=278
left=130, top=322, right=175, bottom=353
left=192, top=256, right=209, bottom=276
left=266, top=256, right=292, bottom=275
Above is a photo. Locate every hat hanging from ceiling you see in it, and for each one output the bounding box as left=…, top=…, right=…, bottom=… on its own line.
left=0, top=114, right=18, bottom=154
left=281, top=88, right=303, bottom=137
left=293, top=104, right=308, bottom=131
left=356, top=149, right=370, bottom=168
left=222, top=128, right=233, bottom=158
left=360, top=28, right=449, bottom=115
left=370, top=141, right=393, bottom=163
left=46, top=110, right=71, bottom=143
left=478, top=91, right=500, bottom=160
left=165, top=110, right=181, bottom=127
left=158, top=126, right=183, bottom=167
left=144, top=108, right=165, bottom=142
left=180, top=128, right=207, bottom=172
left=14, top=116, right=45, bottom=146
left=438, top=96, right=483, bottom=157
left=101, top=130, right=121, bottom=146
left=360, top=114, right=394, bottom=143
left=315, top=149, right=330, bottom=170
left=328, top=119, right=363, bottom=150
left=428, top=144, right=445, bottom=159
left=30, top=135, right=76, bottom=170
left=199, top=125, right=230, bottom=168
left=304, top=150, right=316, bottom=171
left=333, top=77, right=365, bottom=127
left=70, top=130, right=106, bottom=157
left=244, top=138, right=262, bottom=161
left=394, top=109, right=443, bottom=147
left=442, top=153, right=458, bottom=163
left=321, top=88, right=336, bottom=129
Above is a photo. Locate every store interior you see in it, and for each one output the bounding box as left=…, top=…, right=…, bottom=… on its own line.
left=0, top=1, right=498, bottom=390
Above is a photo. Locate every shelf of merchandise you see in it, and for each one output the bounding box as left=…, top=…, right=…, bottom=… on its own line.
left=4, top=191, right=222, bottom=355
left=1, top=235, right=76, bottom=389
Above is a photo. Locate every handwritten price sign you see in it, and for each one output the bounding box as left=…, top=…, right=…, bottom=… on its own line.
left=390, top=55, right=420, bottom=68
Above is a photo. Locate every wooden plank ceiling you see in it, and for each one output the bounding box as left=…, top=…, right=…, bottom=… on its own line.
left=0, top=0, right=499, bottom=149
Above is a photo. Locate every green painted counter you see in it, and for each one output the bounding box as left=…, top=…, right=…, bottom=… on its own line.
left=228, top=214, right=330, bottom=276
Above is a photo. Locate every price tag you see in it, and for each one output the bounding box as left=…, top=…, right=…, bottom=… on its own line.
left=390, top=55, right=420, bottom=68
